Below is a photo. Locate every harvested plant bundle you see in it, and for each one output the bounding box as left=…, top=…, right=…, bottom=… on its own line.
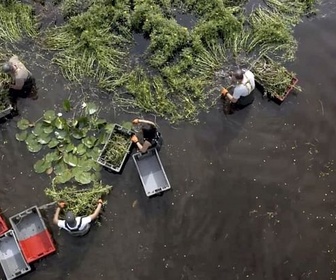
left=247, top=8, right=297, bottom=61
left=0, top=1, right=37, bottom=42
left=0, top=89, right=10, bottom=111
left=45, top=182, right=112, bottom=216
left=103, top=134, right=130, bottom=167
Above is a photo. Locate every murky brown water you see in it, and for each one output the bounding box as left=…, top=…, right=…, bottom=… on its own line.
left=1, top=1, right=336, bottom=279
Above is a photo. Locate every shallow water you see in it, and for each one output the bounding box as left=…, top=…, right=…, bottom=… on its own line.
left=1, top=1, right=336, bottom=279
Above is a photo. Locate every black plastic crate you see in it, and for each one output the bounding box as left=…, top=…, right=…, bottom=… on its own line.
left=97, top=124, right=134, bottom=173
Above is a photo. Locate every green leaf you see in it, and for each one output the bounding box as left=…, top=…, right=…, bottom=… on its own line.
left=63, top=153, right=78, bottom=167
left=87, top=146, right=101, bottom=159
left=54, top=130, right=67, bottom=140
left=82, top=136, right=97, bottom=149
left=105, top=123, right=114, bottom=133
left=17, top=119, right=30, bottom=130
left=32, top=123, right=43, bottom=136
left=15, top=131, right=28, bottom=141
left=54, top=161, right=67, bottom=176
left=77, top=116, right=89, bottom=128
left=121, top=121, right=133, bottom=130
left=63, top=99, right=71, bottom=112
left=76, top=143, right=87, bottom=156
left=85, top=102, right=98, bottom=115
left=72, top=128, right=84, bottom=139
left=34, top=159, right=50, bottom=173
left=43, top=125, right=54, bottom=134
left=45, top=151, right=60, bottom=163
left=25, top=134, right=37, bottom=146
left=65, top=143, right=75, bottom=153
left=48, top=138, right=59, bottom=148
left=55, top=169, right=73, bottom=184
left=55, top=117, right=65, bottom=130
left=37, top=133, right=51, bottom=144
left=27, top=142, right=43, bottom=153
left=43, top=110, right=56, bottom=123
left=74, top=171, right=92, bottom=184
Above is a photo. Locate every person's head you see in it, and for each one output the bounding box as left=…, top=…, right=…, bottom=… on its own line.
left=2, top=62, right=14, bottom=74
left=142, top=124, right=156, bottom=140
left=65, top=211, right=76, bottom=227
left=231, top=68, right=244, bottom=83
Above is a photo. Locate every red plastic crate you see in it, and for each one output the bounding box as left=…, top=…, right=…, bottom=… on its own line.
left=0, top=215, right=8, bottom=235
left=274, top=77, right=299, bottom=102
left=19, top=229, right=56, bottom=263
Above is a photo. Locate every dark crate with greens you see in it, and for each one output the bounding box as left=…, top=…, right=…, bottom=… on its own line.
left=0, top=90, right=12, bottom=119
left=97, top=124, right=134, bottom=173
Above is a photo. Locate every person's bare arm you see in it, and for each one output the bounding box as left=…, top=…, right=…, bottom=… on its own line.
left=138, top=119, right=156, bottom=127
left=89, top=200, right=103, bottom=221
left=135, top=140, right=151, bottom=153
left=53, top=207, right=61, bottom=225
left=225, top=93, right=238, bottom=103
left=10, top=78, right=24, bottom=90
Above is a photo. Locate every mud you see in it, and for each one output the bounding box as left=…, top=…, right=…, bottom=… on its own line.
left=0, top=1, right=336, bottom=279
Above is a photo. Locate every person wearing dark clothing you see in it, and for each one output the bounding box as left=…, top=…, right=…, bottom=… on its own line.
left=2, top=55, right=37, bottom=115
left=131, top=118, right=163, bottom=153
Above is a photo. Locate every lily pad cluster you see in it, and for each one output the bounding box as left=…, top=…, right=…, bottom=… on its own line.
left=16, top=102, right=110, bottom=185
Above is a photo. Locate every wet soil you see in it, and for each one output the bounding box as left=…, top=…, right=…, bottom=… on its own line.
left=1, top=1, right=336, bottom=279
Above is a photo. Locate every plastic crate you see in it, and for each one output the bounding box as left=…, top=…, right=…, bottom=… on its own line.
left=0, top=104, right=12, bottom=119
left=255, top=77, right=298, bottom=104
left=0, top=216, right=9, bottom=236
left=97, top=124, right=134, bottom=173
left=9, top=206, right=56, bottom=263
left=0, top=230, right=31, bottom=280
left=133, top=148, right=171, bottom=197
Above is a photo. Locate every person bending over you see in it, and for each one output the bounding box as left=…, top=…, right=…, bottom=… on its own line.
left=131, top=118, right=163, bottom=153
left=53, top=199, right=103, bottom=237
left=221, top=68, right=255, bottom=111
left=2, top=55, right=37, bottom=115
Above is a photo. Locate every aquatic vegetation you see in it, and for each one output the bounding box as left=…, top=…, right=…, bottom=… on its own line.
left=251, top=55, right=301, bottom=98
left=39, top=0, right=318, bottom=122
left=247, top=8, right=297, bottom=61
left=45, top=182, right=112, bottom=216
left=16, top=101, right=109, bottom=185
left=43, top=1, right=131, bottom=90
left=0, top=0, right=37, bottom=42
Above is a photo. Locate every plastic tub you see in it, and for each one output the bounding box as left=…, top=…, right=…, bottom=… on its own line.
left=9, top=206, right=56, bottom=263
left=133, top=148, right=171, bottom=197
left=0, top=216, right=9, bottom=236
left=97, top=124, right=134, bottom=173
left=0, top=230, right=31, bottom=280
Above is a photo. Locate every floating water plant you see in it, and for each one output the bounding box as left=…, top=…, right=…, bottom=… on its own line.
left=16, top=101, right=109, bottom=185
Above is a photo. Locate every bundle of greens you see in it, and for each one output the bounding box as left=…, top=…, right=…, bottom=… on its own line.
left=45, top=181, right=112, bottom=216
